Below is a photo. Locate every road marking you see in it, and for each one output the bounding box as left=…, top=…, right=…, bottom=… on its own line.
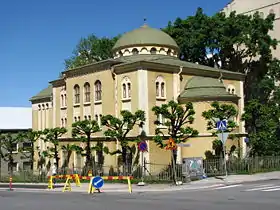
left=245, top=185, right=280, bottom=192
left=214, top=184, right=242, bottom=190
left=262, top=188, right=280, bottom=192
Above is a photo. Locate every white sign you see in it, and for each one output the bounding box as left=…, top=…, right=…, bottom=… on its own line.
left=217, top=132, right=230, bottom=144
left=178, top=143, right=191, bottom=147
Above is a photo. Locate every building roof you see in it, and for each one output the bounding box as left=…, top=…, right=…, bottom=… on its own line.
left=30, top=85, right=52, bottom=102
left=112, top=24, right=179, bottom=51
left=0, top=107, right=32, bottom=130
left=178, top=76, right=239, bottom=102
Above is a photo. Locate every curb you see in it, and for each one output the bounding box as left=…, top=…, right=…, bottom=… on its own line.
left=0, top=184, right=64, bottom=189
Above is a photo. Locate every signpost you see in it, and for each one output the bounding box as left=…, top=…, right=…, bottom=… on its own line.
left=165, top=137, right=178, bottom=184
left=217, top=120, right=229, bottom=177
left=138, top=141, right=148, bottom=186
left=92, top=176, right=104, bottom=189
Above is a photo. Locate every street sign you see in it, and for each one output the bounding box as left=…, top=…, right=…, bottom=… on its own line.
left=165, top=137, right=177, bottom=150
left=138, top=141, right=148, bottom=152
left=92, top=176, right=104, bottom=189
left=177, top=143, right=191, bottom=147
left=217, top=120, right=227, bottom=131
left=244, top=137, right=249, bottom=143
left=217, top=132, right=230, bottom=144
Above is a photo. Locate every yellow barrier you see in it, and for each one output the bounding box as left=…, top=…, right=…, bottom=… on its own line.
left=62, top=177, right=72, bottom=192
left=48, top=174, right=80, bottom=190
left=88, top=176, right=133, bottom=194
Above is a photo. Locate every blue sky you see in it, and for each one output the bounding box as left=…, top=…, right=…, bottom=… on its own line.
left=0, top=0, right=229, bottom=107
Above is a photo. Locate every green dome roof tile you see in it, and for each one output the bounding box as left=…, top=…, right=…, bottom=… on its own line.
left=113, top=24, right=179, bottom=51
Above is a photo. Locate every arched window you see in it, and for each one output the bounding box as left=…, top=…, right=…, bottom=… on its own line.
left=64, top=94, right=67, bottom=106
left=88, top=115, right=91, bottom=121
left=74, top=85, right=80, bottom=104
left=132, top=48, right=139, bottom=55
left=61, top=95, right=64, bottom=107
left=84, top=82, right=91, bottom=103
left=121, top=77, right=132, bottom=99
left=167, top=49, right=171, bottom=56
left=95, top=114, right=98, bottom=122
left=161, top=82, right=165, bottom=97
left=61, top=118, right=64, bottom=127
left=94, top=80, right=102, bottom=101
left=150, top=47, right=157, bottom=55
left=156, top=82, right=159, bottom=97
left=78, top=116, right=81, bottom=121
left=227, top=85, right=235, bottom=95
left=123, top=84, right=127, bottom=98
left=155, top=76, right=166, bottom=99
left=127, top=83, right=131, bottom=98
left=84, top=116, right=88, bottom=120
left=65, top=118, right=67, bottom=126
left=74, top=117, right=77, bottom=122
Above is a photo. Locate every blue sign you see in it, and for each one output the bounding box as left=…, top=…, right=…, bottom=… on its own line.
left=244, top=137, right=249, bottom=143
left=92, top=176, right=104, bottom=189
left=217, top=120, right=227, bottom=131
left=138, top=141, right=147, bottom=152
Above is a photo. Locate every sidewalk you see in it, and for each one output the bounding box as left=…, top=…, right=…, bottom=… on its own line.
left=0, top=171, right=279, bottom=193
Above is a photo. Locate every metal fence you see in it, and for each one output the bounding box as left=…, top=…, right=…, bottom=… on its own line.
left=1, top=156, right=280, bottom=183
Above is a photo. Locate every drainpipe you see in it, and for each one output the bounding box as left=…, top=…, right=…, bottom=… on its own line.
left=111, top=67, right=119, bottom=166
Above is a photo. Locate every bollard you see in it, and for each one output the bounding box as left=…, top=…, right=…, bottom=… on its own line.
left=9, top=176, right=13, bottom=191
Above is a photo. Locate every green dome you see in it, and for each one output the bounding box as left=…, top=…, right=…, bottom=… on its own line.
left=113, top=24, right=179, bottom=51
left=178, top=76, right=239, bottom=102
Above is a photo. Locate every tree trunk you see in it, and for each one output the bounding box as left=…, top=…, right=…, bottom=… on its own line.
left=54, top=144, right=59, bottom=170
left=31, top=143, right=34, bottom=170
left=9, top=152, right=13, bottom=176
left=122, top=146, right=127, bottom=175
left=85, top=135, right=92, bottom=170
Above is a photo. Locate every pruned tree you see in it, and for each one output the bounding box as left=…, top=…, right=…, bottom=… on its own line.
left=152, top=100, right=199, bottom=162
left=72, top=120, right=101, bottom=170
left=17, top=130, right=43, bottom=170
left=43, top=127, right=67, bottom=170
left=61, top=144, right=81, bottom=169
left=0, top=133, right=21, bottom=176
left=202, top=101, right=238, bottom=158
left=101, top=110, right=145, bottom=172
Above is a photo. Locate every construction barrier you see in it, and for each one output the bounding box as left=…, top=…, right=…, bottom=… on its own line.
left=88, top=176, right=133, bottom=194
left=48, top=174, right=81, bottom=190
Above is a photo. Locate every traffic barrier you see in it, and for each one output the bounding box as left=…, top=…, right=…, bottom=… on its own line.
left=88, top=176, right=133, bottom=194
left=48, top=174, right=80, bottom=190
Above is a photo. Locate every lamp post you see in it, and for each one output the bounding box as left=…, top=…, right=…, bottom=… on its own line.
left=137, top=130, right=147, bottom=186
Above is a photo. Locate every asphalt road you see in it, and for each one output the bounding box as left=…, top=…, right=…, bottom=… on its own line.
left=1, top=180, right=280, bottom=210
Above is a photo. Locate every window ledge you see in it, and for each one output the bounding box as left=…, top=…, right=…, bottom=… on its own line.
left=73, top=103, right=80, bottom=107
left=94, top=100, right=102, bottom=105
left=60, top=106, right=67, bottom=110
left=122, top=98, right=131, bottom=102
left=156, top=97, right=166, bottom=101
left=84, top=102, right=91, bottom=106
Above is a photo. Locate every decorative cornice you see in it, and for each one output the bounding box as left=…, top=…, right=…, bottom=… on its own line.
left=178, top=95, right=240, bottom=103
left=49, top=78, right=65, bottom=87
left=30, top=97, right=52, bottom=104
left=114, top=61, right=245, bottom=81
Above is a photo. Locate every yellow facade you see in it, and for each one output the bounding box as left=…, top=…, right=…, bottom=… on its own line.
left=30, top=24, right=246, bottom=172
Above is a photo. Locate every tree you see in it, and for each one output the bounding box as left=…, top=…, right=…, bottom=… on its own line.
left=64, top=35, right=119, bottom=69
left=17, top=130, right=43, bottom=170
left=0, top=133, right=20, bottom=175
left=202, top=101, right=238, bottom=158
left=164, top=8, right=280, bottom=156
left=61, top=144, right=81, bottom=168
left=72, top=120, right=101, bottom=170
left=43, top=127, right=67, bottom=169
left=101, top=110, right=145, bottom=169
left=152, top=100, right=199, bottom=162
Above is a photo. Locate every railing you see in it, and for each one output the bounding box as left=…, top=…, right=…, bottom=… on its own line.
left=1, top=156, right=280, bottom=183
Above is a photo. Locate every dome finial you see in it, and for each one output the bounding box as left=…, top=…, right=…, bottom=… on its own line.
left=142, top=17, right=148, bottom=27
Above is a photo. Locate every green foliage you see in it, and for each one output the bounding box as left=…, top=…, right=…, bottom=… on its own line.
left=152, top=100, right=198, bottom=148
left=0, top=133, right=21, bottom=175
left=64, top=35, right=119, bottom=69
left=17, top=130, right=43, bottom=169
left=43, top=127, right=67, bottom=169
left=101, top=110, right=145, bottom=165
left=202, top=101, right=238, bottom=133
left=165, top=8, right=280, bottom=156
left=72, top=120, right=102, bottom=168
